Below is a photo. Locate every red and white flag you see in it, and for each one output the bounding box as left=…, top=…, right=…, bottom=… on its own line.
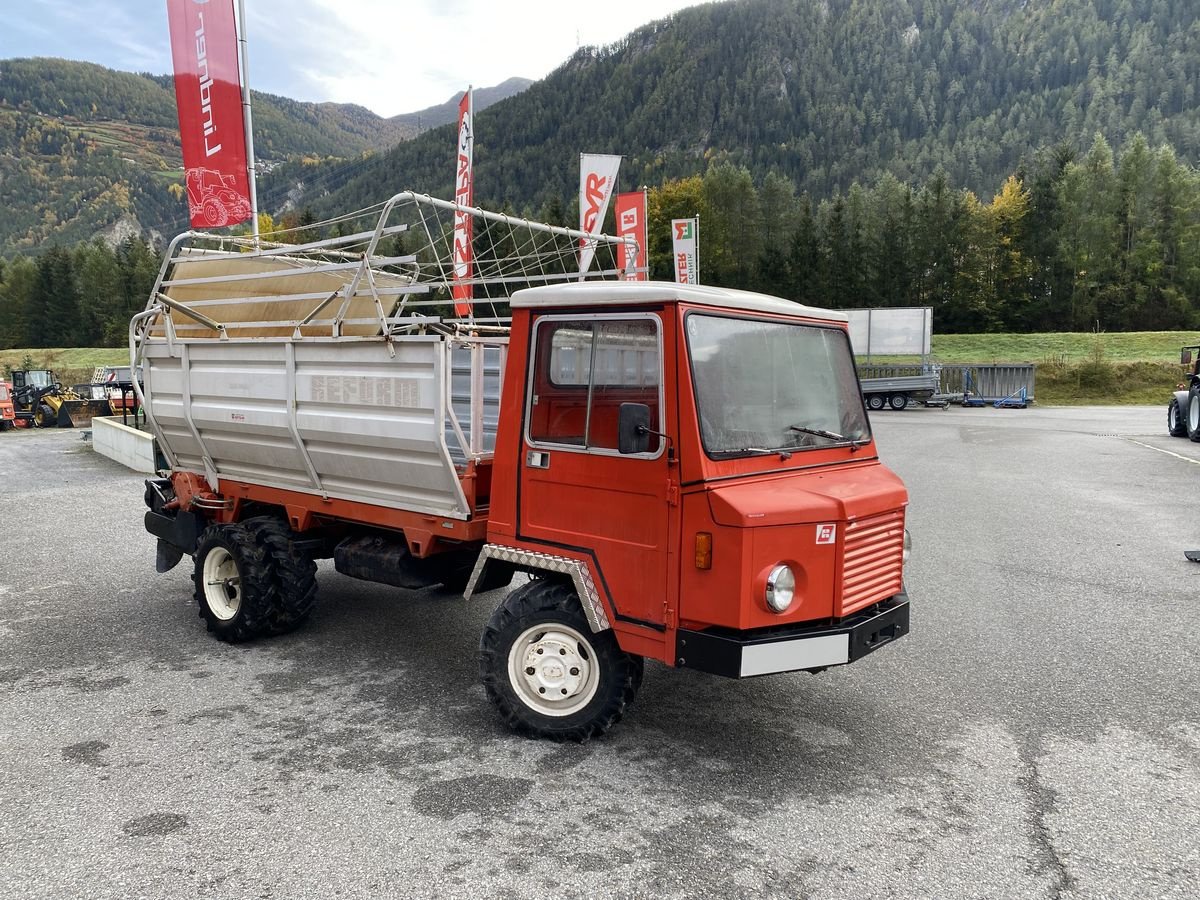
left=167, top=0, right=252, bottom=229
left=451, top=88, right=474, bottom=316
left=614, top=191, right=648, bottom=281
left=671, top=218, right=699, bottom=284
left=578, top=153, right=622, bottom=276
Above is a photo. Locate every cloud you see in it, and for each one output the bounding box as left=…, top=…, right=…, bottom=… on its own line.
left=1, top=0, right=702, bottom=117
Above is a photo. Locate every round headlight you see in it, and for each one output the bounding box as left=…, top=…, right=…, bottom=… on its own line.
left=765, top=564, right=796, bottom=613
left=903, top=528, right=912, bottom=563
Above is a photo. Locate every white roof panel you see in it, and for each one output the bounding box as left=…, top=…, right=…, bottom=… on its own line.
left=511, top=281, right=847, bottom=323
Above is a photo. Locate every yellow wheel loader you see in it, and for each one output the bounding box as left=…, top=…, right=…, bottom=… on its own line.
left=9, top=370, right=110, bottom=428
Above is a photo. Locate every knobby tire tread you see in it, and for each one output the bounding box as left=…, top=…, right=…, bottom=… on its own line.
left=243, top=516, right=319, bottom=634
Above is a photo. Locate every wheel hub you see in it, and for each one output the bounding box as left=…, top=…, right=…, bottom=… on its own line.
left=521, top=632, right=586, bottom=698
left=507, top=624, right=600, bottom=716
left=202, top=547, right=242, bottom=621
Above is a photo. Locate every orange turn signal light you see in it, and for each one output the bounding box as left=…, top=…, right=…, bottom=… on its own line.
left=695, top=532, right=712, bottom=570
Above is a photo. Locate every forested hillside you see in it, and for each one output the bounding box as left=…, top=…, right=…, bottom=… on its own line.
left=271, top=0, right=1200, bottom=215
left=0, top=59, right=528, bottom=256
left=4, top=0, right=1200, bottom=341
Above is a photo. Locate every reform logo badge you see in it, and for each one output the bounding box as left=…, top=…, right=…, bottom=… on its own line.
left=816, top=524, right=837, bottom=545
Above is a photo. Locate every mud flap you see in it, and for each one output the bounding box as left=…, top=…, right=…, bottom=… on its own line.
left=156, top=539, right=185, bottom=573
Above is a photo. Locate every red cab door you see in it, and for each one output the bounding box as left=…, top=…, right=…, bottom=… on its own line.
left=518, top=311, right=674, bottom=628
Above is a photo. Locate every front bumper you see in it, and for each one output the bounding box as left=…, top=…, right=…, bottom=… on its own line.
left=675, top=590, right=909, bottom=678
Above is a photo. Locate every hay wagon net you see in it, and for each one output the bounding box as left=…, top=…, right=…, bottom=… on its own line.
left=134, top=191, right=640, bottom=344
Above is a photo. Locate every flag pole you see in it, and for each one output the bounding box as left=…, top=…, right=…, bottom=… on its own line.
left=236, top=0, right=259, bottom=245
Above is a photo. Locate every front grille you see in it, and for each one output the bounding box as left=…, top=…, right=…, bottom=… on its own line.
left=840, top=510, right=905, bottom=615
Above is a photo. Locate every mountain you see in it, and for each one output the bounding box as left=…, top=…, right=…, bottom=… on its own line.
left=0, top=58, right=529, bottom=256
left=387, top=78, right=535, bottom=134
left=267, top=0, right=1200, bottom=219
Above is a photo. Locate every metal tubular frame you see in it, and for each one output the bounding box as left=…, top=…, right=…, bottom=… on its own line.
left=131, top=192, right=638, bottom=484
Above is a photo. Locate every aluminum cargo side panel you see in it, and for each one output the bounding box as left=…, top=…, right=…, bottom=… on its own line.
left=143, top=339, right=469, bottom=519
left=292, top=341, right=468, bottom=518
left=145, top=342, right=327, bottom=489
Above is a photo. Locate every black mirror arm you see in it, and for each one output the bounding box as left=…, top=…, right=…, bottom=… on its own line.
left=636, top=423, right=670, bottom=442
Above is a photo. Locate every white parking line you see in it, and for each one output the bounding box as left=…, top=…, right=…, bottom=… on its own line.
left=1124, top=438, right=1200, bottom=465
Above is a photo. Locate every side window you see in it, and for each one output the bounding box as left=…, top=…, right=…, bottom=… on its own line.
left=529, top=317, right=661, bottom=453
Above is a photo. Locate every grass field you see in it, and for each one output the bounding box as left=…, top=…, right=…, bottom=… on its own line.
left=1, top=348, right=128, bottom=387
left=929, top=331, right=1192, bottom=364
left=4, top=332, right=1193, bottom=405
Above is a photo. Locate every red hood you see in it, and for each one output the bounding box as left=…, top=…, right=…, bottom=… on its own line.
left=707, top=462, right=907, bottom=527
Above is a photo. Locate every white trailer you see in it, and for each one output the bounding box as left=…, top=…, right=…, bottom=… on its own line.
left=859, top=370, right=942, bottom=410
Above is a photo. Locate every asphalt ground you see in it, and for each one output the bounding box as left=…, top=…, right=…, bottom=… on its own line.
left=0, top=406, right=1197, bottom=899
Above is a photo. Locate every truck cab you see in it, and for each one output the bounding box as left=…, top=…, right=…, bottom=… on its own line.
left=470, top=283, right=909, bottom=735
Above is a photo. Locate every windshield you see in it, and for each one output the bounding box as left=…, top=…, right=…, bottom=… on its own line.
left=25, top=371, right=53, bottom=388
left=686, top=314, right=869, bottom=457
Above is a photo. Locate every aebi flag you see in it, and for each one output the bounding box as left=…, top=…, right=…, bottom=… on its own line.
left=614, top=192, right=647, bottom=281
left=451, top=88, right=474, bottom=316
left=671, top=217, right=699, bottom=284
left=167, top=0, right=252, bottom=229
left=578, top=153, right=622, bottom=276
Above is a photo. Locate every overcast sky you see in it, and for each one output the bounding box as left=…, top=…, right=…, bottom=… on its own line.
left=2, top=0, right=706, bottom=116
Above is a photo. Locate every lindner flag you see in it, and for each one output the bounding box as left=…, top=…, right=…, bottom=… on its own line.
left=578, top=154, right=622, bottom=276
left=614, top=192, right=648, bottom=281
left=167, top=0, right=252, bottom=229
left=671, top=218, right=699, bottom=284
left=451, top=88, right=474, bottom=316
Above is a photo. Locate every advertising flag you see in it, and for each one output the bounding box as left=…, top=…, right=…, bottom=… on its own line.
left=578, top=153, right=622, bottom=276
left=167, top=0, right=252, bottom=229
left=614, top=191, right=648, bottom=281
left=451, top=88, right=474, bottom=316
left=671, top=218, right=699, bottom=284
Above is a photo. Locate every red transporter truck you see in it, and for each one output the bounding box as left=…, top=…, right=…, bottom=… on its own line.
left=136, top=194, right=910, bottom=740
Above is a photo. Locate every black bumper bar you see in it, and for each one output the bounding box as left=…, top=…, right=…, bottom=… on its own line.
left=675, top=591, right=910, bottom=678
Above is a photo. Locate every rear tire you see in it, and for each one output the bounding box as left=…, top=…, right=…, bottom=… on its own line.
left=888, top=393, right=909, bottom=411
left=866, top=395, right=885, bottom=411
left=1169, top=398, right=1188, bottom=437
left=243, top=517, right=318, bottom=634
left=193, top=524, right=277, bottom=642
left=479, top=579, right=642, bottom=741
left=1188, top=392, right=1200, bottom=442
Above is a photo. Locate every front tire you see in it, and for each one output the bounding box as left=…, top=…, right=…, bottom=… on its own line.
left=888, top=393, right=909, bottom=411
left=192, top=524, right=277, bottom=642
left=35, top=404, right=56, bottom=428
left=1170, top=398, right=1189, bottom=437
left=479, top=579, right=642, bottom=741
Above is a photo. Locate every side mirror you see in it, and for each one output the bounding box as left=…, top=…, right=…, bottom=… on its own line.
left=618, top=403, right=652, bottom=455
left=1183, top=349, right=1193, bottom=366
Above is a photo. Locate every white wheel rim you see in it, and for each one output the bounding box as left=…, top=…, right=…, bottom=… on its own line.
left=507, top=623, right=600, bottom=717
left=202, top=546, right=242, bottom=621
left=1191, top=397, right=1199, bottom=432
left=1171, top=404, right=1178, bottom=429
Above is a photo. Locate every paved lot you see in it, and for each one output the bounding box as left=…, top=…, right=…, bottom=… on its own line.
left=1, top=406, right=1197, bottom=899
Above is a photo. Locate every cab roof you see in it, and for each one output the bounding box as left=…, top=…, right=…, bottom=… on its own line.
left=511, top=281, right=847, bottom=322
